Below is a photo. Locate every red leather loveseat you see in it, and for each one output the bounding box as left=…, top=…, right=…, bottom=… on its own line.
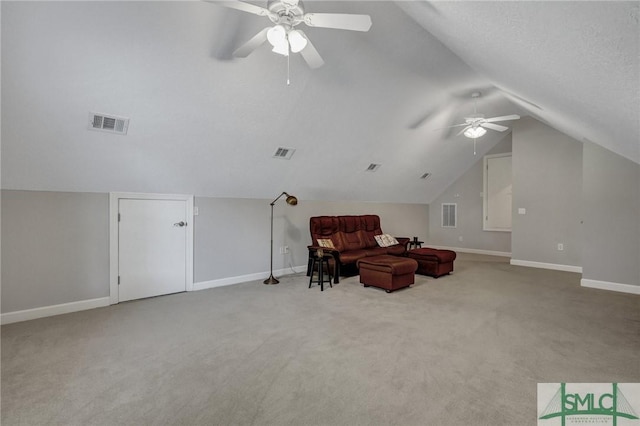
left=307, top=215, right=409, bottom=283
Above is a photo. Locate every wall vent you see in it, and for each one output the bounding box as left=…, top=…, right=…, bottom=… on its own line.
left=420, top=172, right=431, bottom=180
left=366, top=163, right=381, bottom=172
left=273, top=147, right=295, bottom=160
left=442, top=203, right=457, bottom=228
left=89, top=112, right=129, bottom=135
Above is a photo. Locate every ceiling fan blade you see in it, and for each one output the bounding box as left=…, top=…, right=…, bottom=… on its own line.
left=409, top=111, right=435, bottom=130
left=432, top=122, right=468, bottom=132
left=303, top=13, right=372, bottom=32
left=456, top=125, right=472, bottom=136
left=297, top=31, right=324, bottom=68
left=233, top=27, right=270, bottom=58
left=482, top=123, right=509, bottom=132
left=210, top=1, right=273, bottom=17
left=484, top=114, right=520, bottom=123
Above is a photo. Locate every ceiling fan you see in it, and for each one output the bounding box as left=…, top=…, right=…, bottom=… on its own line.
left=442, top=92, right=520, bottom=139
left=206, top=0, right=372, bottom=69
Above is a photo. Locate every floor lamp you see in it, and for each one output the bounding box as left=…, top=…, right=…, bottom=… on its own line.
left=264, top=191, right=298, bottom=284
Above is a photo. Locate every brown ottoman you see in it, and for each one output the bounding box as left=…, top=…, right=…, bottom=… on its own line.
left=357, top=255, right=418, bottom=293
left=406, top=248, right=456, bottom=278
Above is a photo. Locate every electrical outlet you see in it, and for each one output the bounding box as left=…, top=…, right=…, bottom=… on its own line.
left=557, top=243, right=564, bottom=251
left=280, top=246, right=289, bottom=255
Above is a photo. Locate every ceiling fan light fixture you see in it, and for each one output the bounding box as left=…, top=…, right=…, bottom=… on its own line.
left=267, top=25, right=289, bottom=56
left=267, top=25, right=286, bottom=45
left=271, top=42, right=289, bottom=56
left=288, top=29, right=307, bottom=53
left=464, top=126, right=487, bottom=139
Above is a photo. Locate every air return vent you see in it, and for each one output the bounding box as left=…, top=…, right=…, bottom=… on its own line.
left=273, top=147, right=295, bottom=160
left=365, top=163, right=381, bottom=172
left=88, top=112, right=129, bottom=135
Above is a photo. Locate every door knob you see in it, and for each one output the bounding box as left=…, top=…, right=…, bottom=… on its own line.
left=173, top=221, right=186, bottom=227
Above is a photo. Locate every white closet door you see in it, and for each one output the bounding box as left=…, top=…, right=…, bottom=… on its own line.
left=118, top=198, right=187, bottom=302
left=485, top=154, right=512, bottom=231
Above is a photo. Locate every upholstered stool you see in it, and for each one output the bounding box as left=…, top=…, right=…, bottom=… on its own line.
left=406, top=248, right=457, bottom=278
left=357, top=255, right=418, bottom=293
left=309, top=249, right=333, bottom=291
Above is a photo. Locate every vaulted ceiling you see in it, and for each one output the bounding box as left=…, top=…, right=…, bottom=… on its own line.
left=2, top=1, right=638, bottom=203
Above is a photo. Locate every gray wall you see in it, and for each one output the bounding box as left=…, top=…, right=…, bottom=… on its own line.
left=511, top=117, right=583, bottom=267
left=582, top=142, right=640, bottom=286
left=427, top=135, right=512, bottom=254
left=1, top=191, right=110, bottom=312
left=194, top=197, right=429, bottom=282
left=2, top=190, right=429, bottom=313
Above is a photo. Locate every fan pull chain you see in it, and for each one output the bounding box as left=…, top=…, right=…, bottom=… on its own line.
left=287, top=53, right=290, bottom=86
left=474, top=138, right=477, bottom=155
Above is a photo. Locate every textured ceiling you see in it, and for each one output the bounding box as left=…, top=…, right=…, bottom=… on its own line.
left=1, top=1, right=638, bottom=204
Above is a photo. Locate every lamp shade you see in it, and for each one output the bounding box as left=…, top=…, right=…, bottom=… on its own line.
left=288, top=30, right=307, bottom=53
left=464, top=126, right=487, bottom=138
left=286, top=195, right=298, bottom=205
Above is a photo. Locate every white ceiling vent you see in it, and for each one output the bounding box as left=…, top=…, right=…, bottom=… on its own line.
left=89, top=112, right=129, bottom=135
left=366, top=163, right=381, bottom=172
left=273, top=147, right=295, bottom=160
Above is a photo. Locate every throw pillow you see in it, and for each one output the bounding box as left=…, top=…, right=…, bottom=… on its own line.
left=375, top=234, right=399, bottom=247
left=317, top=238, right=335, bottom=249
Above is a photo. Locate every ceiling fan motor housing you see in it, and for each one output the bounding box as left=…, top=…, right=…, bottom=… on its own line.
left=267, top=0, right=305, bottom=26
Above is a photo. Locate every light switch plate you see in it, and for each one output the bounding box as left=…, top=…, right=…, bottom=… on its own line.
left=518, top=208, right=526, bottom=215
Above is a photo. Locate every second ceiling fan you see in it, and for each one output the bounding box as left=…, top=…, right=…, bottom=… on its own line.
left=208, top=0, right=372, bottom=68
left=444, top=92, right=520, bottom=139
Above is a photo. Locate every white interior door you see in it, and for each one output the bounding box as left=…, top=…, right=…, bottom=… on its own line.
left=118, top=198, right=187, bottom=302
left=484, top=154, right=513, bottom=231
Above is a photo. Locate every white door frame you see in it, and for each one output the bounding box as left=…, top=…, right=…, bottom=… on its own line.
left=109, top=192, right=194, bottom=304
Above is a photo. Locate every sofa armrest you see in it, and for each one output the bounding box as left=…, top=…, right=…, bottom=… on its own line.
left=307, top=245, right=340, bottom=256
left=395, top=237, right=410, bottom=250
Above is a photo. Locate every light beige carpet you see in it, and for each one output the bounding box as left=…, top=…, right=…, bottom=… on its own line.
left=2, top=254, right=639, bottom=425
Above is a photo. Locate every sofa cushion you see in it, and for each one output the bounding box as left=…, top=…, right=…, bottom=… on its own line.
left=337, top=230, right=365, bottom=251
left=310, top=216, right=344, bottom=251
left=385, top=244, right=407, bottom=256
left=339, top=249, right=369, bottom=264
left=360, top=215, right=381, bottom=248
left=364, top=246, right=388, bottom=257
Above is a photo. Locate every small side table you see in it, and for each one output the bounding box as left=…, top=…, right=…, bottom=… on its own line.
left=309, top=249, right=333, bottom=291
left=408, top=237, right=424, bottom=250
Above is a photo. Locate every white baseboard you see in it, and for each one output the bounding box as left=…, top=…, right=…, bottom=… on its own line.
left=2, top=266, right=309, bottom=324
left=429, top=246, right=512, bottom=258
left=581, top=279, right=640, bottom=295
left=1, top=297, right=111, bottom=325
left=193, top=265, right=308, bottom=291
left=510, top=259, right=582, bottom=274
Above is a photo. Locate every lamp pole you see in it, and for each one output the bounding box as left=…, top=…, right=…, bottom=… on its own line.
left=264, top=192, right=297, bottom=284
